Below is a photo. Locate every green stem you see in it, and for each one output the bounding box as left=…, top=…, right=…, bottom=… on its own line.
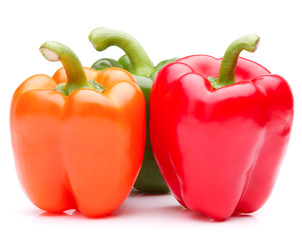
left=39, top=41, right=91, bottom=96
left=89, top=27, right=154, bottom=76
left=212, top=34, right=260, bottom=89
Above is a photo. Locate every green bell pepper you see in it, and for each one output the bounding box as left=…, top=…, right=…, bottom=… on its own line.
left=89, top=27, right=177, bottom=193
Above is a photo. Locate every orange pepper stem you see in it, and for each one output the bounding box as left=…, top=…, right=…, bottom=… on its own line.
left=39, top=41, right=91, bottom=96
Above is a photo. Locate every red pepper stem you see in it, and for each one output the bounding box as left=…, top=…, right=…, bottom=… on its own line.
left=89, top=27, right=154, bottom=76
left=213, top=34, right=260, bottom=89
left=39, top=41, right=91, bottom=96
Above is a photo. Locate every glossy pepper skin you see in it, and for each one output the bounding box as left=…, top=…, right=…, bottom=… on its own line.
left=89, top=27, right=176, bottom=193
left=150, top=34, right=294, bottom=220
left=10, top=41, right=145, bottom=217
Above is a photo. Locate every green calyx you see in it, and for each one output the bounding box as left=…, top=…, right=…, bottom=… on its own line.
left=209, top=34, right=260, bottom=89
left=39, top=41, right=104, bottom=96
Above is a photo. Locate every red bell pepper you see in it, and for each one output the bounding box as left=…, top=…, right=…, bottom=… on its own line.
left=150, top=34, right=294, bottom=220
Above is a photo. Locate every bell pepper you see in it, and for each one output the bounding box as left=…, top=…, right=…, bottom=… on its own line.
left=89, top=27, right=176, bottom=193
left=10, top=41, right=145, bottom=217
left=150, top=34, right=294, bottom=220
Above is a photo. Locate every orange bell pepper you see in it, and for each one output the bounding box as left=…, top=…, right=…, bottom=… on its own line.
left=10, top=41, right=146, bottom=217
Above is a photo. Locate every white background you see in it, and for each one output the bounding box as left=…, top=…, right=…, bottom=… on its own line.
left=1, top=0, right=301, bottom=239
